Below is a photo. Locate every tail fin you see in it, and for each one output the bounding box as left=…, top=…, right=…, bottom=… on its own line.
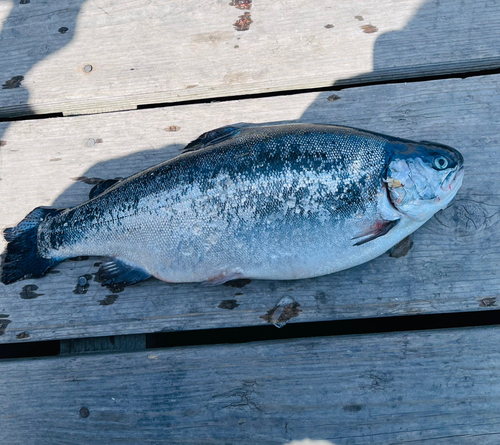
left=1, top=207, right=64, bottom=285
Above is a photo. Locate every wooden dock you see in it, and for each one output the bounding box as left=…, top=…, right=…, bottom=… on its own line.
left=1, top=0, right=500, bottom=443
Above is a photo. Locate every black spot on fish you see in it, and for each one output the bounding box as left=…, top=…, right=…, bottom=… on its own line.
left=223, top=279, right=251, bottom=288
left=218, top=299, right=240, bottom=310
left=68, top=256, right=90, bottom=261
left=20, top=285, right=44, bottom=300
left=47, top=269, right=61, bottom=274
left=99, top=295, right=118, bottom=306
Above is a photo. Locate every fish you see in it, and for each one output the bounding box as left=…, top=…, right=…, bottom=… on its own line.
left=1, top=123, right=464, bottom=287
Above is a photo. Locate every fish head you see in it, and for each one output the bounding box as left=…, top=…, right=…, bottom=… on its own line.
left=385, top=140, right=464, bottom=221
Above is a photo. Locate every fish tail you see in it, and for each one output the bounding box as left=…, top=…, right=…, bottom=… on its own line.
left=1, top=207, right=64, bottom=285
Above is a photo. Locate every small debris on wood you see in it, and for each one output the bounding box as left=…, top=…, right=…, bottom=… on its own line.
left=361, top=24, right=378, bottom=33
left=0, top=140, right=7, bottom=146
left=234, top=12, right=253, bottom=31
left=0, top=315, right=11, bottom=336
left=354, top=15, right=364, bottom=21
left=164, top=126, right=181, bottom=132
left=71, top=176, right=104, bottom=185
left=327, top=94, right=341, bottom=102
left=260, top=296, right=301, bottom=328
left=58, top=27, right=69, bottom=34
left=230, top=0, right=251, bottom=10
left=324, top=24, right=334, bottom=29
left=74, top=275, right=92, bottom=295
left=479, top=297, right=497, bottom=307
left=16, top=332, right=30, bottom=339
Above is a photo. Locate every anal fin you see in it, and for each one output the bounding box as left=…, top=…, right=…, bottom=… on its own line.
left=352, top=219, right=399, bottom=247
left=98, top=258, right=151, bottom=289
left=202, top=271, right=244, bottom=286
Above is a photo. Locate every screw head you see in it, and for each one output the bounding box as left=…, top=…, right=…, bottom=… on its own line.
left=83, top=65, right=93, bottom=73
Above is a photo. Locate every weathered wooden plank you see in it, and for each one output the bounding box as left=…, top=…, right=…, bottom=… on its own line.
left=1, top=74, right=500, bottom=343
left=0, top=0, right=500, bottom=116
left=2, top=326, right=500, bottom=444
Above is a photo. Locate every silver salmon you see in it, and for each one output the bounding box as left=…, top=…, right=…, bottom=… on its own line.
left=1, top=124, right=464, bottom=287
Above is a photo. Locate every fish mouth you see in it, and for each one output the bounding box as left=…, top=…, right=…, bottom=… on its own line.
left=441, top=166, right=464, bottom=192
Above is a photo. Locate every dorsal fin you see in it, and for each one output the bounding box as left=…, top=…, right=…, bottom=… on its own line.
left=182, top=126, right=241, bottom=153
left=89, top=178, right=122, bottom=199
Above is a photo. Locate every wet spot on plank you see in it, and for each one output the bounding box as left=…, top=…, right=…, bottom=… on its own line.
left=0, top=315, right=11, bottom=336
left=98, top=295, right=119, bottom=306
left=20, top=285, right=44, bottom=300
left=223, top=279, right=251, bottom=288
left=218, top=299, right=240, bottom=310
left=389, top=235, right=413, bottom=258
left=2, top=76, right=24, bottom=89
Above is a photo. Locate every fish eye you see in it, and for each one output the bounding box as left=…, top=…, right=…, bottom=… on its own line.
left=433, top=156, right=449, bottom=170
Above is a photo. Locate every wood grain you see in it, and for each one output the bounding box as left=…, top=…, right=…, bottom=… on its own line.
left=1, top=74, right=500, bottom=343
left=0, top=0, right=499, bottom=116
left=2, top=326, right=500, bottom=444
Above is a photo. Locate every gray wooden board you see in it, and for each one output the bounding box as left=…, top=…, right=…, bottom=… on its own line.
left=2, top=326, right=500, bottom=444
left=0, top=0, right=500, bottom=116
left=1, top=74, right=500, bottom=344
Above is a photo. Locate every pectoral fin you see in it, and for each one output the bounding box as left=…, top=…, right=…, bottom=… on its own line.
left=352, top=219, right=400, bottom=246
